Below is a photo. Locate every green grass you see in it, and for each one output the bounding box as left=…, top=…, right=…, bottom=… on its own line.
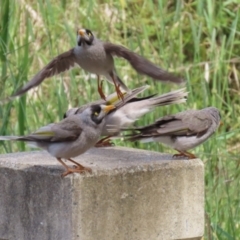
left=0, top=0, right=240, bottom=238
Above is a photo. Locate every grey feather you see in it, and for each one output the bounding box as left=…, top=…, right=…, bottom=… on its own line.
left=104, top=42, right=184, bottom=84
left=8, top=28, right=184, bottom=100
left=0, top=104, right=113, bottom=158
left=12, top=49, right=77, bottom=98
left=124, top=107, right=221, bottom=153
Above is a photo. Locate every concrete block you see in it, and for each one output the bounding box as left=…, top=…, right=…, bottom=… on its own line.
left=0, top=147, right=204, bottom=240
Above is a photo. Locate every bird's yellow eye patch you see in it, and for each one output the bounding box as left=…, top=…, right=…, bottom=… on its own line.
left=94, top=112, right=99, bottom=116
left=88, top=32, right=92, bottom=36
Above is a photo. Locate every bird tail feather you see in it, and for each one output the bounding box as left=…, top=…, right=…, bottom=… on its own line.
left=148, top=88, right=188, bottom=108
left=0, top=136, right=23, bottom=141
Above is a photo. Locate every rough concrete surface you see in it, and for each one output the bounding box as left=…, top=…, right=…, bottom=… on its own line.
left=0, top=147, right=204, bottom=240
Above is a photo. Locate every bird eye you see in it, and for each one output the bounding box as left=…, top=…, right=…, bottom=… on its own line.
left=88, top=32, right=92, bottom=36
left=94, top=112, right=99, bottom=116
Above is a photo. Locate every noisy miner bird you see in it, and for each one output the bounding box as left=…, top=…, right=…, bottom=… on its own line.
left=123, top=107, right=221, bottom=159
left=64, top=87, right=188, bottom=147
left=0, top=104, right=115, bottom=177
left=11, top=28, right=184, bottom=101
left=63, top=85, right=150, bottom=146
left=64, top=85, right=150, bottom=116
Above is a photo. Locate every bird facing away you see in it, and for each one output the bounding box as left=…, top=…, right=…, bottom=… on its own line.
left=11, top=28, right=184, bottom=101
left=123, top=107, right=221, bottom=159
left=64, top=87, right=188, bottom=147
left=0, top=104, right=115, bottom=177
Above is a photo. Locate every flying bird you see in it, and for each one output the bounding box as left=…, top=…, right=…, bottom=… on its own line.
left=11, top=28, right=184, bottom=101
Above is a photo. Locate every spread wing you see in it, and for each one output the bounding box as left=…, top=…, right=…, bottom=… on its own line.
left=104, top=42, right=184, bottom=84
left=12, top=48, right=77, bottom=98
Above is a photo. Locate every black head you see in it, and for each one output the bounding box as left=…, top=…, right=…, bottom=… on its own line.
left=90, top=104, right=103, bottom=125
left=77, top=28, right=94, bottom=46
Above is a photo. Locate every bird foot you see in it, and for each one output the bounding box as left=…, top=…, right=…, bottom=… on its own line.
left=173, top=151, right=196, bottom=160
left=186, top=152, right=197, bottom=159
left=60, top=158, right=92, bottom=178
left=95, top=138, right=115, bottom=147
left=173, top=153, right=187, bottom=158
left=61, top=165, right=92, bottom=178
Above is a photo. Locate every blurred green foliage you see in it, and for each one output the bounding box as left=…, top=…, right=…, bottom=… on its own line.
left=0, top=0, right=240, bottom=238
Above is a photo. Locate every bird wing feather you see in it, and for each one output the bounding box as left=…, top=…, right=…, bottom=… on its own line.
left=0, top=118, right=83, bottom=142
left=153, top=113, right=212, bottom=137
left=12, top=48, right=77, bottom=98
left=130, top=111, right=211, bottom=138
left=103, top=42, right=184, bottom=84
left=39, top=118, right=83, bottom=142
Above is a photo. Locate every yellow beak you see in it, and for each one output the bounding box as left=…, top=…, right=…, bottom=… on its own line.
left=102, top=105, right=115, bottom=113
left=79, top=29, right=85, bottom=36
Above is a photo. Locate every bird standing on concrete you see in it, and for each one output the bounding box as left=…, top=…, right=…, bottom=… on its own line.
left=124, top=107, right=221, bottom=159
left=64, top=87, right=188, bottom=147
left=11, top=28, right=184, bottom=101
left=0, top=104, right=115, bottom=177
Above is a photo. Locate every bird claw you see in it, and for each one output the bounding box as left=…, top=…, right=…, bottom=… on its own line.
left=95, top=139, right=115, bottom=147
left=186, top=153, right=197, bottom=159
left=57, top=158, right=92, bottom=178
left=173, top=151, right=197, bottom=160
left=61, top=166, right=92, bottom=178
left=173, top=154, right=186, bottom=159
left=115, top=84, right=124, bottom=101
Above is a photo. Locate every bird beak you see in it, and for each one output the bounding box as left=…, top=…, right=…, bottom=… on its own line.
left=102, top=105, right=115, bottom=113
left=79, top=29, right=85, bottom=36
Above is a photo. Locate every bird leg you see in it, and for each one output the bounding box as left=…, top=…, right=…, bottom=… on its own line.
left=114, top=83, right=124, bottom=101
left=57, top=158, right=92, bottom=178
left=173, top=150, right=197, bottom=160
left=109, top=72, right=125, bottom=101
left=95, top=136, right=115, bottom=147
left=97, top=75, right=106, bottom=100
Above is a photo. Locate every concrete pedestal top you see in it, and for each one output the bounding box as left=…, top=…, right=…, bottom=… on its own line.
left=0, top=147, right=204, bottom=240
